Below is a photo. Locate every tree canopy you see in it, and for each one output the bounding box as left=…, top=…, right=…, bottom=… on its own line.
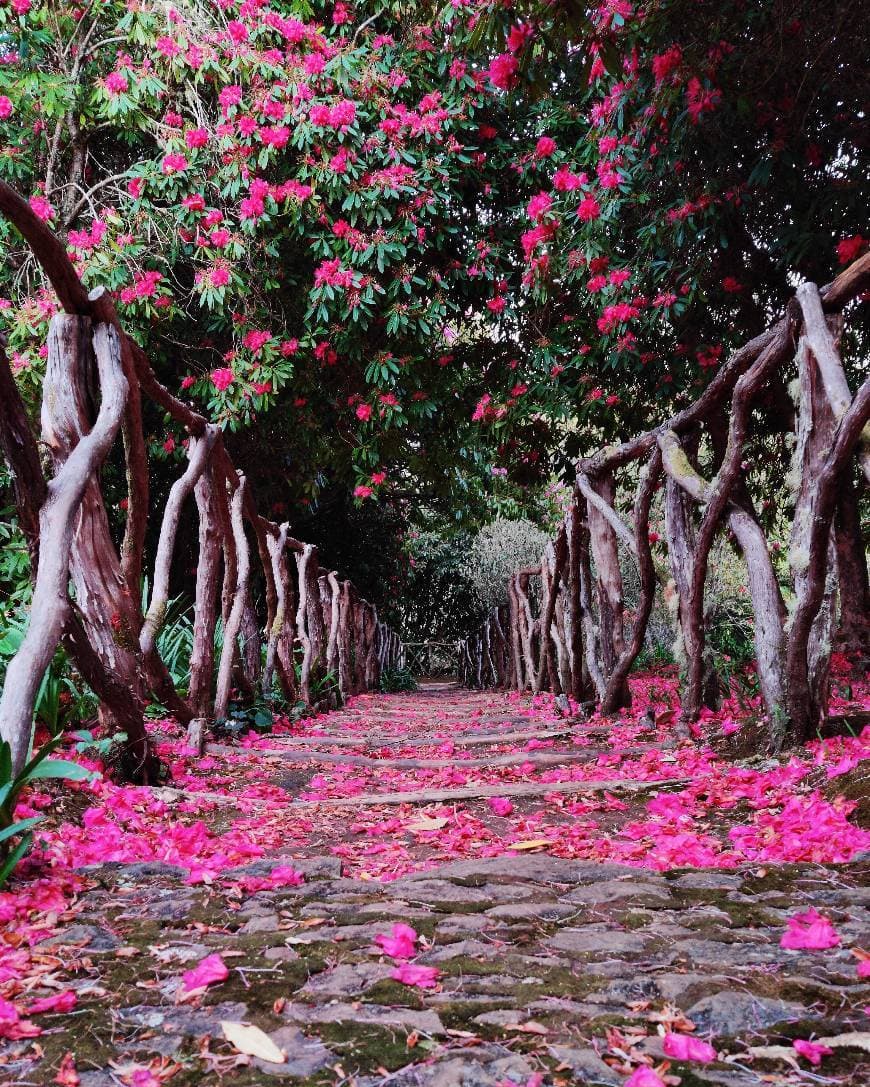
left=0, top=0, right=866, bottom=606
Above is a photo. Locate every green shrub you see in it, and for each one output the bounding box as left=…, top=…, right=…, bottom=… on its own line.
left=380, top=666, right=418, bottom=692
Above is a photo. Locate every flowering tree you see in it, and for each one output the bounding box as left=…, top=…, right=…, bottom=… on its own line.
left=1, top=0, right=865, bottom=505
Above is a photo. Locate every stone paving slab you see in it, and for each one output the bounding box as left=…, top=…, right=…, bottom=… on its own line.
left=5, top=855, right=869, bottom=1085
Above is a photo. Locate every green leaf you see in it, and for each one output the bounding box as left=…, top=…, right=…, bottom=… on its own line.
left=27, top=760, right=95, bottom=783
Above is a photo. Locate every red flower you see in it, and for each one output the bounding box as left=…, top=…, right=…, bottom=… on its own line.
left=836, top=234, right=866, bottom=264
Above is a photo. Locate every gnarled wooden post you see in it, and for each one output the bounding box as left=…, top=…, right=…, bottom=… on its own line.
left=600, top=449, right=662, bottom=714
left=187, top=461, right=223, bottom=750
left=141, top=426, right=218, bottom=658
left=214, top=477, right=250, bottom=722
left=786, top=379, right=870, bottom=741
left=581, top=470, right=630, bottom=708
left=0, top=320, right=133, bottom=774
left=263, top=522, right=289, bottom=697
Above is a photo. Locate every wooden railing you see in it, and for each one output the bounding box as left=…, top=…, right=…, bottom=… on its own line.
left=460, top=253, right=870, bottom=751
left=0, top=182, right=402, bottom=780
left=402, top=641, right=461, bottom=678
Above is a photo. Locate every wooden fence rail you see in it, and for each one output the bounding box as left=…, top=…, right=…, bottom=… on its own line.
left=460, top=254, right=870, bottom=752
left=0, top=182, right=402, bottom=780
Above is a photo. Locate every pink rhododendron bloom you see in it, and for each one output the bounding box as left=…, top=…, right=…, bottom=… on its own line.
left=652, top=44, right=682, bottom=84
left=527, top=191, right=553, bottom=222
left=181, top=953, right=229, bottom=995
left=185, top=127, right=208, bottom=149
left=472, top=394, right=492, bottom=421
left=356, top=403, right=373, bottom=421
left=354, top=485, right=373, bottom=499
left=489, top=796, right=514, bottom=816
left=210, top=367, right=235, bottom=392
left=662, top=1033, right=716, bottom=1063
left=269, top=865, right=304, bottom=887
left=161, top=152, right=188, bottom=174
left=0, top=998, right=40, bottom=1040
left=0, top=95, right=13, bottom=118
left=28, top=195, right=55, bottom=221
left=793, top=1039, right=833, bottom=1065
left=374, top=923, right=418, bottom=959
left=577, top=194, right=601, bottom=221
left=624, top=1068, right=666, bottom=1087
left=488, top=53, right=518, bottom=91
left=534, top=136, right=556, bottom=157
left=391, top=962, right=440, bottom=989
left=27, top=991, right=77, bottom=1015
left=780, top=909, right=841, bottom=950
left=104, top=71, right=128, bottom=95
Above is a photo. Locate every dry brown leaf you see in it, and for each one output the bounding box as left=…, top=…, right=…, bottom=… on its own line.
left=507, top=839, right=553, bottom=851
left=406, top=816, right=449, bottom=833
left=220, top=1022, right=286, bottom=1063
left=506, top=1021, right=549, bottom=1035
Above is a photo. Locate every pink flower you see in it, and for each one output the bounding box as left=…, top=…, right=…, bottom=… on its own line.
left=489, top=797, right=513, bottom=817
left=130, top=1069, right=161, bottom=1087
left=329, top=99, right=357, bottom=129
left=104, top=71, right=128, bottom=95
left=662, top=1033, right=716, bottom=1063
left=793, top=1039, right=833, bottom=1066
left=652, top=44, right=682, bottom=85
left=0, top=95, right=13, bottom=119
left=185, top=127, right=209, bottom=149
left=472, top=394, right=492, bottom=421
left=209, top=265, right=230, bottom=288
left=181, top=953, right=229, bottom=995
left=534, top=136, right=557, bottom=157
left=219, top=85, right=243, bottom=111
left=268, top=865, right=304, bottom=887
left=390, top=962, right=440, bottom=989
left=161, top=152, right=188, bottom=175
left=488, top=53, right=518, bottom=91
left=527, top=191, right=553, bottom=222
left=374, top=923, right=417, bottom=959
left=0, top=998, right=40, bottom=1041
left=242, top=329, right=272, bottom=354
left=371, top=471, right=386, bottom=485
left=354, top=485, right=373, bottom=499
left=27, top=991, right=77, bottom=1015
left=553, top=166, right=584, bottom=191
left=210, top=367, right=235, bottom=392
left=356, top=403, right=373, bottom=422
left=28, top=195, right=55, bottom=221
left=780, top=909, right=841, bottom=950
left=577, top=195, right=601, bottom=221
left=625, top=1069, right=666, bottom=1087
